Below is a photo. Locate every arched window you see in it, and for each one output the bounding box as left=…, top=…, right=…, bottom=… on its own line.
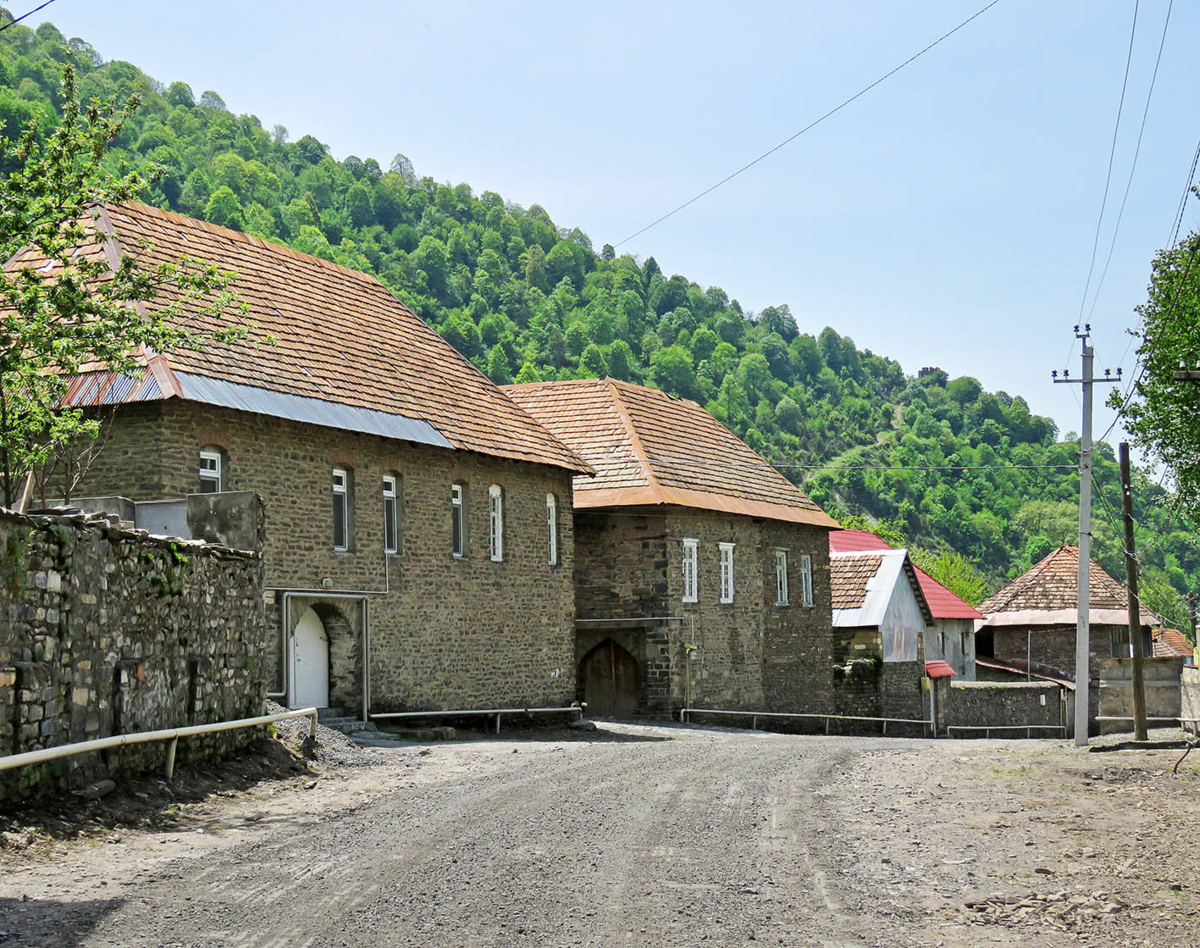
left=332, top=466, right=353, bottom=552
left=451, top=482, right=467, bottom=558
left=546, top=493, right=558, bottom=566
left=382, top=473, right=401, bottom=554
left=488, top=484, right=504, bottom=562
left=199, top=446, right=224, bottom=493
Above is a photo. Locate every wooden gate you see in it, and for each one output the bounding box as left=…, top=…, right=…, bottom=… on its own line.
left=581, top=640, right=639, bottom=718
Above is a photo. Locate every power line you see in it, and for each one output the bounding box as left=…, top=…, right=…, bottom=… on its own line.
left=1168, top=134, right=1200, bottom=249
left=1076, top=0, right=1140, bottom=325
left=613, top=0, right=1005, bottom=247
left=1087, top=0, right=1173, bottom=324
left=0, top=0, right=59, bottom=34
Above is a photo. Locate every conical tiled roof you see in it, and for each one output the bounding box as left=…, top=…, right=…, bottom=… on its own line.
left=978, top=545, right=1158, bottom=626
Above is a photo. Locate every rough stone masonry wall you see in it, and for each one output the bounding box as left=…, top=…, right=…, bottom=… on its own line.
left=945, top=681, right=1063, bottom=738
left=1183, top=666, right=1200, bottom=738
left=75, top=400, right=577, bottom=712
left=0, top=509, right=266, bottom=805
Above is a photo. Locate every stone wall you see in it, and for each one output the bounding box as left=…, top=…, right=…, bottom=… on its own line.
left=990, top=623, right=1132, bottom=678
left=75, top=400, right=578, bottom=713
left=1097, top=657, right=1184, bottom=734
left=944, top=681, right=1064, bottom=738
left=572, top=506, right=834, bottom=716
left=0, top=508, right=266, bottom=804
left=1183, top=667, right=1200, bottom=738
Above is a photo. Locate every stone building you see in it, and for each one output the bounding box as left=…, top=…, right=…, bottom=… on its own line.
left=975, top=545, right=1158, bottom=730
left=24, top=202, right=591, bottom=720
left=828, top=548, right=932, bottom=727
left=505, top=377, right=839, bottom=717
left=830, top=529, right=982, bottom=678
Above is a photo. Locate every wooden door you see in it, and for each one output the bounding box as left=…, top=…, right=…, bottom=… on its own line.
left=582, top=640, right=639, bottom=718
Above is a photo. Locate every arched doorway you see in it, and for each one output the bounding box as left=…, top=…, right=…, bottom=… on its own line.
left=581, top=640, right=639, bottom=718
left=292, top=607, right=330, bottom=709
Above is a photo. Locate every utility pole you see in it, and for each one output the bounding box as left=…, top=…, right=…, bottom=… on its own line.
left=1054, top=325, right=1121, bottom=746
left=1119, top=442, right=1148, bottom=741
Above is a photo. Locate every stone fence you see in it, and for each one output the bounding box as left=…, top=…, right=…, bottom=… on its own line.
left=1097, top=657, right=1184, bottom=735
left=1183, top=667, right=1200, bottom=739
left=941, top=680, right=1064, bottom=738
left=1, top=505, right=266, bottom=805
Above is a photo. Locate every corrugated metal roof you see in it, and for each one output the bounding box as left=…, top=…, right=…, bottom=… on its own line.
left=830, top=529, right=984, bottom=620
left=64, top=369, right=452, bottom=450
left=174, top=373, right=453, bottom=449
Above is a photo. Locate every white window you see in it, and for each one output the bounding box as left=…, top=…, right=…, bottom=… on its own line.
left=800, top=554, right=814, bottom=607
left=681, top=538, right=698, bottom=603
left=382, top=475, right=399, bottom=554
left=489, top=484, right=504, bottom=562
left=451, top=483, right=465, bottom=557
left=199, top=449, right=222, bottom=493
left=719, top=542, right=735, bottom=603
left=775, top=550, right=789, bottom=605
left=546, top=493, right=558, bottom=566
left=332, top=467, right=349, bottom=551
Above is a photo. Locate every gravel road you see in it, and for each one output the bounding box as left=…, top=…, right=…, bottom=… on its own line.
left=3, top=723, right=1197, bottom=947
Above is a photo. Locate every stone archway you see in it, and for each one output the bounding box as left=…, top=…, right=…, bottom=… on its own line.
left=287, top=597, right=362, bottom=715
left=580, top=639, right=640, bottom=718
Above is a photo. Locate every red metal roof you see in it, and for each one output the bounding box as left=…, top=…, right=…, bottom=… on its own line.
left=829, top=529, right=983, bottom=621
left=925, top=660, right=955, bottom=679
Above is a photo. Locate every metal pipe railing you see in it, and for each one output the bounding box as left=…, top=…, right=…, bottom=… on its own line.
left=945, top=724, right=1067, bottom=738
left=0, top=707, right=319, bottom=780
left=370, top=705, right=583, bottom=735
left=679, top=707, right=931, bottom=736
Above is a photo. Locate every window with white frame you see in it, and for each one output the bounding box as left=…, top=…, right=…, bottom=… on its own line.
left=382, top=474, right=400, bottom=554
left=681, top=538, right=699, bottom=603
left=719, top=542, right=735, bottom=603
left=800, top=554, right=814, bottom=607
left=199, top=448, right=222, bottom=493
left=488, top=484, right=504, bottom=562
left=546, top=493, right=558, bottom=566
left=775, top=550, right=789, bottom=605
left=332, top=467, right=350, bottom=551
left=451, top=483, right=466, bottom=557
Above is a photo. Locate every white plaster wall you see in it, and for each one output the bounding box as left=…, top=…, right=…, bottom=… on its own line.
left=880, top=574, right=926, bottom=663
left=925, top=618, right=977, bottom=679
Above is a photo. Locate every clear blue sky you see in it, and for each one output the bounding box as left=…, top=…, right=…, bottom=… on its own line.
left=30, top=0, right=1200, bottom=446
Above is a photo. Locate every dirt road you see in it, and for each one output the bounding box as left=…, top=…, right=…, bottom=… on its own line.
left=2, top=723, right=1198, bottom=946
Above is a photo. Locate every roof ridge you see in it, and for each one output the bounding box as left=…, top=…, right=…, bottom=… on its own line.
left=113, top=200, right=382, bottom=285
left=605, top=377, right=664, bottom=502
left=90, top=204, right=159, bottom=371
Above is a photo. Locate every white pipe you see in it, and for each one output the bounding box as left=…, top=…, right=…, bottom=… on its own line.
left=370, top=705, right=582, bottom=719
left=682, top=708, right=930, bottom=726
left=0, top=708, right=318, bottom=774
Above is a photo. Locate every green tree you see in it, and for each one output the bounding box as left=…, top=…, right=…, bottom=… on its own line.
left=204, top=185, right=245, bottom=229
left=0, top=64, right=245, bottom=505
left=650, top=345, right=698, bottom=401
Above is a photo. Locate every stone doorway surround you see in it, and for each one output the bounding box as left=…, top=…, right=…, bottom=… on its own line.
left=575, top=619, right=678, bottom=717
left=284, top=595, right=364, bottom=716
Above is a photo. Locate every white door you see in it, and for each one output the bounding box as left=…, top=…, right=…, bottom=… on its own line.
left=292, top=608, right=329, bottom=709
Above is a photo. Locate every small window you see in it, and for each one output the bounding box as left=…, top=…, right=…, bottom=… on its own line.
left=681, top=538, right=698, bottom=603
left=719, top=542, right=735, bottom=603
left=383, top=474, right=399, bottom=554
left=489, top=485, right=504, bottom=562
left=332, top=466, right=349, bottom=552
left=800, top=554, right=814, bottom=607
left=199, top=448, right=222, bottom=493
left=451, top=483, right=466, bottom=558
left=546, top=493, right=558, bottom=566
left=775, top=550, right=789, bottom=605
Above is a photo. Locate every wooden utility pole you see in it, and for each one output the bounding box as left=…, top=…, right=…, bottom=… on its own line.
left=1119, top=442, right=1148, bottom=741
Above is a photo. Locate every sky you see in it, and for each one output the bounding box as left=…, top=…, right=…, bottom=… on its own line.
left=24, top=0, right=1200, bottom=448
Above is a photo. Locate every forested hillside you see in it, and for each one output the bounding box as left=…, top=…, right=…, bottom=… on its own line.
left=1, top=12, right=1195, bottom=630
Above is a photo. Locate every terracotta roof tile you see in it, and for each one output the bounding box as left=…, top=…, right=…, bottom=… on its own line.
left=829, top=529, right=983, bottom=620
left=9, top=202, right=588, bottom=473
left=1152, top=628, right=1194, bottom=659
left=978, top=546, right=1134, bottom=614
left=829, top=552, right=885, bottom=610
left=504, top=378, right=838, bottom=527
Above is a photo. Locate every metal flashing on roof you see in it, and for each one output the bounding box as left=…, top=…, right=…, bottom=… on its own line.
left=173, top=373, right=453, bottom=449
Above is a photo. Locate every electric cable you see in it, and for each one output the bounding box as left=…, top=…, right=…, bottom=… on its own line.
left=613, top=0, right=1005, bottom=247
left=0, top=0, right=59, bottom=34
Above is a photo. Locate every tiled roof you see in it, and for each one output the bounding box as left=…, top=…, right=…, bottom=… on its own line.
left=829, top=529, right=983, bottom=620
left=829, top=552, right=884, bottom=610
left=980, top=546, right=1130, bottom=613
left=504, top=378, right=838, bottom=527
left=9, top=202, right=589, bottom=474
left=1152, top=628, right=1194, bottom=659
left=925, top=660, right=955, bottom=679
